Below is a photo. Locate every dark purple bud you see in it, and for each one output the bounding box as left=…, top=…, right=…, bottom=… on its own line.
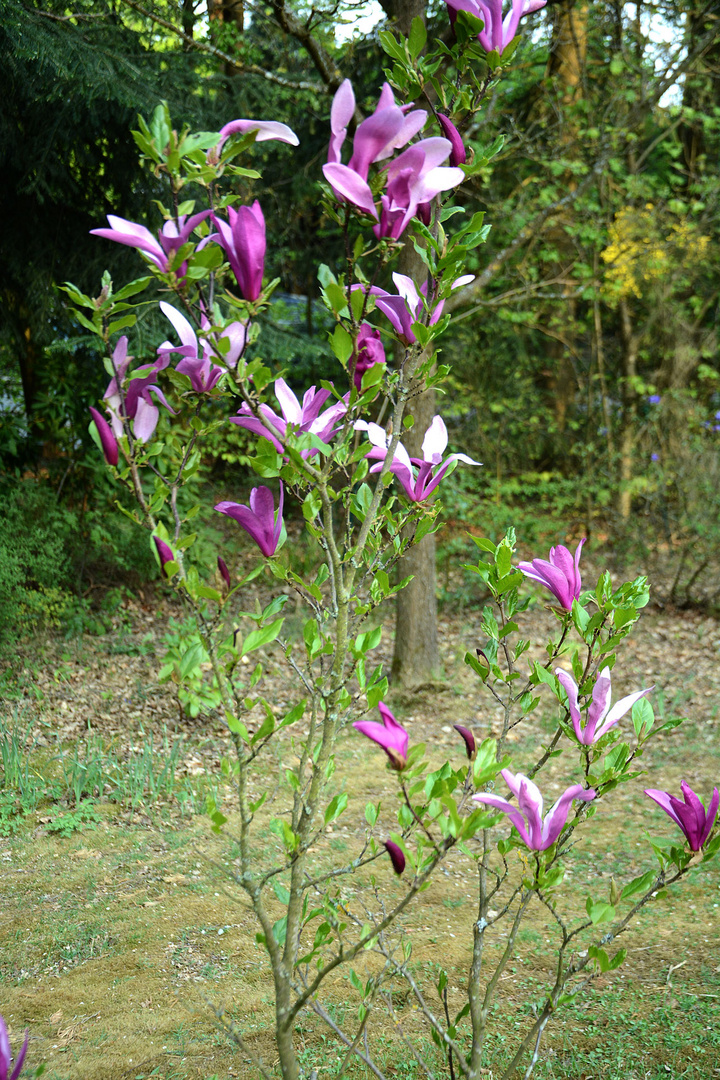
left=437, top=114, right=467, bottom=167
left=454, top=724, right=477, bottom=760
left=217, top=555, right=231, bottom=589
left=153, top=536, right=176, bottom=576
left=384, top=840, right=406, bottom=875
left=89, top=406, right=119, bottom=466
left=417, top=201, right=432, bottom=226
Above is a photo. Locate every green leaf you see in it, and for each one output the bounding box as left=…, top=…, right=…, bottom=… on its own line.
left=242, top=618, right=284, bottom=655
left=585, top=898, right=615, bottom=925
left=331, top=325, right=353, bottom=364
left=621, top=869, right=657, bottom=901
left=632, top=697, right=654, bottom=737
left=408, top=16, right=427, bottom=59
left=324, top=792, right=348, bottom=825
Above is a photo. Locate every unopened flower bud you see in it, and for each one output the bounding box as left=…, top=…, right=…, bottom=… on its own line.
left=454, top=724, right=477, bottom=760
left=384, top=840, right=406, bottom=875
left=89, top=407, right=119, bottom=466
left=217, top=555, right=231, bottom=590
left=153, top=536, right=175, bottom=577
left=437, top=114, right=467, bottom=167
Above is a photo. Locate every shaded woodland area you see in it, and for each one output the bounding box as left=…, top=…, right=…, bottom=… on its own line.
left=1, top=0, right=720, bottom=673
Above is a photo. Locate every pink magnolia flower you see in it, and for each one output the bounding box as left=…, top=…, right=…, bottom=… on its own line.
left=356, top=415, right=480, bottom=502
left=211, top=201, right=266, bottom=301
left=323, top=80, right=427, bottom=219
left=353, top=702, right=409, bottom=770
left=104, top=336, right=175, bottom=444
left=215, top=484, right=284, bottom=558
left=358, top=271, right=474, bottom=345
left=556, top=667, right=653, bottom=746
left=384, top=840, right=406, bottom=874
left=353, top=325, right=386, bottom=390
left=231, top=378, right=348, bottom=458
left=473, top=769, right=595, bottom=851
left=90, top=211, right=211, bottom=277
left=157, top=302, right=225, bottom=393
left=518, top=539, right=586, bottom=611
left=0, top=1015, right=28, bottom=1080
left=89, top=406, right=119, bottom=466
left=375, top=138, right=465, bottom=240
left=645, top=782, right=719, bottom=851
left=445, top=0, right=547, bottom=54
left=153, top=536, right=176, bottom=576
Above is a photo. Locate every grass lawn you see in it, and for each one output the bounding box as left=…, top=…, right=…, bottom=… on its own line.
left=1, top=595, right=719, bottom=1079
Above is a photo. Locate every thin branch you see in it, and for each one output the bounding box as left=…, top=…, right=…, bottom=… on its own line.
left=119, top=0, right=324, bottom=92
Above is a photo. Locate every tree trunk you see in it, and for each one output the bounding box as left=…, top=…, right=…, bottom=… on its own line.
left=387, top=0, right=442, bottom=687
left=391, top=239, right=442, bottom=686
left=618, top=298, right=638, bottom=520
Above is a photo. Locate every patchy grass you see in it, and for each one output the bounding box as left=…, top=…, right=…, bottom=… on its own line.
left=1, top=600, right=720, bottom=1078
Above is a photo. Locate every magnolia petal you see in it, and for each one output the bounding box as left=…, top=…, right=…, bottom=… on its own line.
left=349, top=108, right=406, bottom=179
left=471, top=792, right=533, bottom=848
left=218, top=119, right=299, bottom=148
left=541, top=785, right=595, bottom=849
left=700, top=787, right=720, bottom=848
left=275, top=378, right=303, bottom=425
left=159, top=301, right=199, bottom=355
left=421, top=415, right=449, bottom=463
left=322, top=163, right=378, bottom=217
left=597, top=684, right=654, bottom=739
left=133, top=399, right=159, bottom=443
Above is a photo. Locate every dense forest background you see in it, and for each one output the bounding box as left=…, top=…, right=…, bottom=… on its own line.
left=2, top=0, right=719, bottom=651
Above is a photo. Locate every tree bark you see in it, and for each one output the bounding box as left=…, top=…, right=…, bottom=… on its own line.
left=618, top=298, right=639, bottom=521
left=388, top=0, right=443, bottom=688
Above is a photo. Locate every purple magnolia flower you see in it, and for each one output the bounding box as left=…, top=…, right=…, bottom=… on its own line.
left=103, top=336, right=176, bottom=444
left=644, top=781, right=719, bottom=851
left=556, top=667, right=653, bottom=746
left=211, top=201, right=266, bottom=301
left=217, top=555, right=231, bottom=590
left=231, top=378, right=348, bottom=458
left=473, top=769, right=595, bottom=851
left=90, top=211, right=210, bottom=277
left=454, top=724, right=477, bottom=760
left=518, top=538, right=586, bottom=611
left=215, top=484, right=284, bottom=558
left=356, top=415, right=480, bottom=502
left=353, top=325, right=386, bottom=390
left=445, top=0, right=547, bottom=54
left=384, top=840, right=406, bottom=874
left=0, top=1015, right=28, bottom=1080
left=153, top=536, right=176, bottom=576
left=89, top=406, right=119, bottom=466
left=353, top=702, right=409, bottom=770
left=157, top=302, right=225, bottom=393
left=437, top=114, right=467, bottom=166
left=323, top=80, right=427, bottom=219
left=375, top=138, right=465, bottom=240
left=358, top=272, right=474, bottom=345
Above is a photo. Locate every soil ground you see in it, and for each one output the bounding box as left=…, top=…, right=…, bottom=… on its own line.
left=1, top=584, right=719, bottom=1080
